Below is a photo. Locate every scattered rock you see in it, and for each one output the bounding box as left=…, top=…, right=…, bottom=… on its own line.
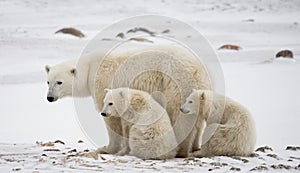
left=100, top=155, right=106, bottom=160
left=271, top=164, right=292, bottom=170
left=242, top=19, right=255, bottom=22
left=129, top=37, right=153, bottom=43
left=54, top=140, right=65, bottom=145
left=161, top=29, right=170, bottom=34
left=67, top=149, right=77, bottom=153
left=55, top=27, right=85, bottom=38
left=83, top=149, right=89, bottom=152
left=249, top=153, right=259, bottom=157
left=231, top=156, right=249, bottom=163
left=77, top=140, right=84, bottom=143
left=222, top=163, right=229, bottom=166
left=127, top=27, right=155, bottom=36
left=286, top=146, right=300, bottom=151
left=218, top=44, right=242, bottom=51
left=230, top=167, right=241, bottom=171
left=255, top=146, right=273, bottom=153
left=295, top=164, right=300, bottom=170
left=250, top=165, right=268, bottom=171
left=116, top=32, right=125, bottom=39
left=43, top=148, right=60, bottom=152
left=101, top=38, right=113, bottom=41
left=36, top=141, right=54, bottom=147
left=275, top=50, right=293, bottom=59
left=12, top=168, right=21, bottom=171
left=266, top=154, right=279, bottom=159
left=66, top=154, right=76, bottom=158
left=290, top=156, right=300, bottom=160
left=41, top=154, right=47, bottom=157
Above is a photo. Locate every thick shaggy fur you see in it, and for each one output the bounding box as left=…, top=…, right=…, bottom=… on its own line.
left=181, top=90, right=256, bottom=157
left=45, top=46, right=212, bottom=157
left=101, top=88, right=178, bottom=159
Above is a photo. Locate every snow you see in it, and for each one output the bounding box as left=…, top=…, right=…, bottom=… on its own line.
left=0, top=0, right=300, bottom=172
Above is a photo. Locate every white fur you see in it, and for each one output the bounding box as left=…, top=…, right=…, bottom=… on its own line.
left=45, top=46, right=212, bottom=157
left=101, top=88, right=178, bottom=159
left=181, top=90, right=256, bottom=157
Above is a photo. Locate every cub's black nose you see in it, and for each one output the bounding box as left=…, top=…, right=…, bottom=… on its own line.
left=180, top=108, right=184, bottom=112
left=47, top=97, right=54, bottom=102
left=101, top=112, right=107, bottom=116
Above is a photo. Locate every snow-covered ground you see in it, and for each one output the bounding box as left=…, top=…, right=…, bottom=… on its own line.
left=0, top=0, right=300, bottom=172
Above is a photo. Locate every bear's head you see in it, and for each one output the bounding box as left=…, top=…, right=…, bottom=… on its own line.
left=180, top=89, right=212, bottom=116
left=100, top=88, right=152, bottom=118
left=45, top=64, right=76, bottom=102
left=100, top=88, right=128, bottom=117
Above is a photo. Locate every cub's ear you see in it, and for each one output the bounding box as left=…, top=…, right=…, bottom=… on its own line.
left=200, top=92, right=205, bottom=100
left=104, top=88, right=111, bottom=93
left=70, top=68, right=77, bottom=76
left=45, top=65, right=50, bottom=73
left=119, top=90, right=124, bottom=98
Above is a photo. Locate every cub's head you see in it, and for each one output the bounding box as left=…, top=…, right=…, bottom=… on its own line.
left=100, top=88, right=128, bottom=117
left=180, top=89, right=206, bottom=115
left=45, top=63, right=76, bottom=102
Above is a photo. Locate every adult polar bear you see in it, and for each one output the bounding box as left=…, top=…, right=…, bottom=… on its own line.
left=45, top=45, right=212, bottom=157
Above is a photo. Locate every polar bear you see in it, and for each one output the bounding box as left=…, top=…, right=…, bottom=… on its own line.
left=45, top=46, right=212, bottom=157
left=180, top=89, right=256, bottom=157
left=100, top=88, right=178, bottom=159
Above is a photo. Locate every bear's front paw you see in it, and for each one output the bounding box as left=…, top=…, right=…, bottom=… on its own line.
left=96, top=146, right=110, bottom=154
left=191, top=150, right=206, bottom=158
left=115, top=147, right=129, bottom=156
left=176, top=150, right=189, bottom=158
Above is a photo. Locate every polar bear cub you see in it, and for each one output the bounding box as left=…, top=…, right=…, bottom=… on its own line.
left=101, top=88, right=178, bottom=159
left=180, top=89, right=256, bottom=157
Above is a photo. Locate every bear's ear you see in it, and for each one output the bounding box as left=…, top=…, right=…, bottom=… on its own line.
left=192, top=89, right=197, bottom=92
left=45, top=65, right=50, bottom=73
left=119, top=90, right=124, bottom=98
left=200, top=92, right=205, bottom=100
left=70, top=68, right=77, bottom=76
left=104, top=88, right=111, bottom=93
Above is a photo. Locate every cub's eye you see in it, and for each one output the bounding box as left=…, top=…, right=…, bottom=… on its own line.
left=57, top=81, right=63, bottom=85
left=108, top=102, right=113, bottom=106
left=47, top=81, right=49, bottom=85
left=188, top=100, right=193, bottom=103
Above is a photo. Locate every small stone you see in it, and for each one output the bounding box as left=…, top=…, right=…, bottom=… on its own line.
left=255, top=146, right=273, bottom=153
left=68, top=149, right=77, bottom=153
left=275, top=50, right=294, bottom=59
left=218, top=44, right=242, bottom=51
left=230, top=167, right=241, bottom=171
left=286, top=146, right=300, bottom=151
left=116, top=32, right=125, bottom=39
left=250, top=165, right=268, bottom=171
left=54, top=140, right=65, bottom=145
left=12, top=168, right=21, bottom=172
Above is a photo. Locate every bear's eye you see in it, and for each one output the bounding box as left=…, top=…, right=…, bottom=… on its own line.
left=57, top=81, right=63, bottom=85
left=189, top=100, right=193, bottom=103
left=108, top=102, right=113, bottom=106
left=47, top=81, right=49, bottom=85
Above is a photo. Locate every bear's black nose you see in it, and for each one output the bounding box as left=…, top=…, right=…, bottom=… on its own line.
left=101, top=112, right=107, bottom=116
left=47, top=97, right=54, bottom=102
left=180, top=108, right=184, bottom=112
